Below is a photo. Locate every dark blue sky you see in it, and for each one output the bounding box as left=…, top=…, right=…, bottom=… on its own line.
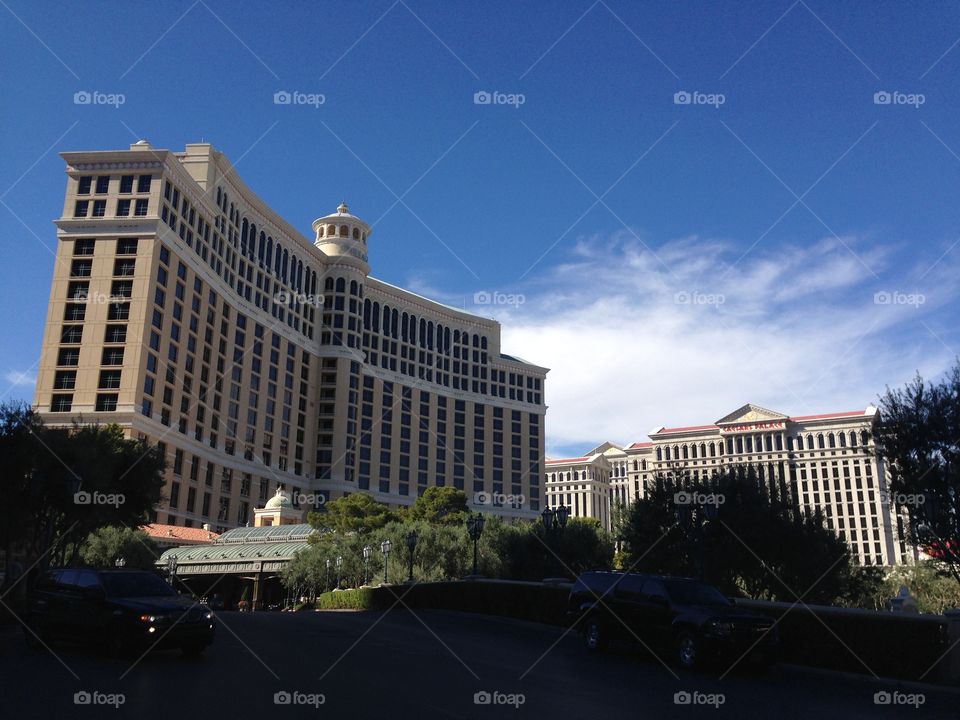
left=2, top=1, right=959, bottom=455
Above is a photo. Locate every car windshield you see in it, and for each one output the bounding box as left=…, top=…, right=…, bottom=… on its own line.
left=100, top=572, right=177, bottom=598
left=663, top=580, right=730, bottom=606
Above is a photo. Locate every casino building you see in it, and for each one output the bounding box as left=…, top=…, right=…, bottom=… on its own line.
left=547, top=403, right=910, bottom=566
left=33, top=141, right=548, bottom=533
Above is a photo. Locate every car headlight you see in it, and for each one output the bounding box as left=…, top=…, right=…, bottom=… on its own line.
left=204, top=611, right=214, bottom=620
left=138, top=614, right=171, bottom=624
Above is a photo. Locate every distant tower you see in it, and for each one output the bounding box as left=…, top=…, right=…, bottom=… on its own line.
left=312, top=201, right=371, bottom=272
left=310, top=203, right=372, bottom=494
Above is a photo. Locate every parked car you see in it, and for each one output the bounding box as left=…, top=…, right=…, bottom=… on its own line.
left=568, top=571, right=778, bottom=669
left=23, top=568, right=215, bottom=657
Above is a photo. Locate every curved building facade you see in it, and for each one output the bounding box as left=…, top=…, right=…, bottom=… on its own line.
left=34, top=141, right=548, bottom=532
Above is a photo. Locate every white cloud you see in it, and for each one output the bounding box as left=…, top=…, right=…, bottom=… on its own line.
left=4, top=369, right=36, bottom=389
left=477, top=232, right=959, bottom=455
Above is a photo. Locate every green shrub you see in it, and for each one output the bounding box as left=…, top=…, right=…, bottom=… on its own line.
left=316, top=588, right=381, bottom=610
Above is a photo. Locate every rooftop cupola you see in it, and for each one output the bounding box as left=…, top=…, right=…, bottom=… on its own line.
left=312, top=201, right=371, bottom=269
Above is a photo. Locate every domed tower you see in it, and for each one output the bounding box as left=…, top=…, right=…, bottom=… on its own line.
left=309, top=203, right=371, bottom=498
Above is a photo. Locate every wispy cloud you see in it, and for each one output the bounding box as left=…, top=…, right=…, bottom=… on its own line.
left=4, top=369, right=36, bottom=388
left=435, top=231, right=956, bottom=454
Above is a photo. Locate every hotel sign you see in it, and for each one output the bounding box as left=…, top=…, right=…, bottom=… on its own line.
left=720, top=421, right=784, bottom=433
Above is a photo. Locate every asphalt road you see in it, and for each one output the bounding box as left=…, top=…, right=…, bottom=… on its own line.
left=1, top=608, right=957, bottom=719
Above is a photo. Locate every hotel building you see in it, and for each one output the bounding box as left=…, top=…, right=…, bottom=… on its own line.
left=547, top=403, right=909, bottom=566
left=33, top=141, right=548, bottom=532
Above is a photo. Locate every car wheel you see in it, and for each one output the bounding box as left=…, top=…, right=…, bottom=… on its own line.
left=181, top=642, right=207, bottom=658
left=676, top=631, right=700, bottom=669
left=583, top=617, right=608, bottom=652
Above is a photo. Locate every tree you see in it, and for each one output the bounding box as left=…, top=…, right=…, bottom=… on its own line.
left=406, top=487, right=469, bottom=526
left=877, top=360, right=960, bottom=584
left=620, top=466, right=855, bottom=603
left=0, top=404, right=165, bottom=578
left=80, top=526, right=159, bottom=569
left=308, top=492, right=396, bottom=535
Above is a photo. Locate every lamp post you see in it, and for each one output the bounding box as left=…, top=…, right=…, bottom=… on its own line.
left=335, top=555, right=343, bottom=589
left=362, top=546, right=372, bottom=586
left=466, top=513, right=486, bottom=577
left=380, top=539, right=392, bottom=584
left=405, top=531, right=418, bottom=583
left=325, top=558, right=331, bottom=590
left=166, top=555, right=178, bottom=590
left=115, top=556, right=126, bottom=568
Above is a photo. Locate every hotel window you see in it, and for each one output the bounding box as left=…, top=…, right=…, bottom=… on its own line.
left=137, top=175, right=152, bottom=193
left=116, top=199, right=131, bottom=217
left=134, top=199, right=148, bottom=216
left=77, top=176, right=92, bottom=194
left=92, top=200, right=107, bottom=217
left=70, top=259, right=92, bottom=277
left=60, top=325, right=83, bottom=344
left=73, top=238, right=95, bottom=255
left=95, top=393, right=118, bottom=411
left=101, top=347, right=124, bottom=365
left=117, top=238, right=138, bottom=255
left=57, top=348, right=80, bottom=366
left=95, top=176, right=109, bottom=194
left=113, top=258, right=136, bottom=276
left=104, top=325, right=127, bottom=343
left=111, top=280, right=133, bottom=299
left=108, top=303, right=130, bottom=321
left=73, top=201, right=89, bottom=217
left=50, top=394, right=73, bottom=412
left=53, top=370, right=76, bottom=390
left=119, top=175, right=134, bottom=193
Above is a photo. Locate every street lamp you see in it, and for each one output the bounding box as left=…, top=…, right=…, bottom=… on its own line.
left=115, top=556, right=126, bottom=568
left=466, top=513, right=486, bottom=577
left=166, top=555, right=178, bottom=589
left=380, top=539, right=392, bottom=584
left=405, top=531, right=418, bottom=583
left=325, top=558, right=331, bottom=590
left=362, top=546, right=372, bottom=585
left=335, top=555, right=343, bottom=589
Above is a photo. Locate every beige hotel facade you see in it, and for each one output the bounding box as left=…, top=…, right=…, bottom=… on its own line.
left=547, top=403, right=909, bottom=566
left=34, top=141, right=548, bottom=533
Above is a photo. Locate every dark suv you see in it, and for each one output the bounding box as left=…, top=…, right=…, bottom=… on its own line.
left=24, top=568, right=215, bottom=657
left=568, top=571, right=778, bottom=669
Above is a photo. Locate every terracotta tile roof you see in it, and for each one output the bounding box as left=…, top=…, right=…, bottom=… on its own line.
left=545, top=457, right=590, bottom=464
left=142, top=523, right=220, bottom=543
left=789, top=410, right=866, bottom=422
left=655, top=424, right=719, bottom=434
left=628, top=441, right=653, bottom=449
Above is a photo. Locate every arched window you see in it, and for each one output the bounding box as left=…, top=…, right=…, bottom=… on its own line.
left=216, top=187, right=222, bottom=205
left=664, top=446, right=671, bottom=461
left=281, top=248, right=289, bottom=282
left=296, top=260, right=304, bottom=292
left=391, top=309, right=398, bottom=337
left=860, top=430, right=869, bottom=446
left=240, top=218, right=249, bottom=255
left=363, top=298, right=371, bottom=327
left=266, top=237, right=273, bottom=268
left=340, top=224, right=348, bottom=236
left=401, top=312, right=409, bottom=341
left=318, top=225, right=325, bottom=237
left=656, top=447, right=662, bottom=461
left=350, top=280, right=358, bottom=296
left=849, top=431, right=858, bottom=447
left=683, top=445, right=689, bottom=459
left=453, top=329, right=460, bottom=343
left=443, top=327, right=450, bottom=353
left=352, top=228, right=359, bottom=239
left=258, top=232, right=266, bottom=262
left=817, top=433, right=825, bottom=449
left=324, top=276, right=334, bottom=292
left=827, top=433, right=835, bottom=448
left=427, top=322, right=434, bottom=349
left=481, top=336, right=488, bottom=350
left=335, top=277, right=346, bottom=293
left=420, top=319, right=427, bottom=348
left=838, top=431, right=846, bottom=447
left=372, top=302, right=380, bottom=332
left=274, top=242, right=282, bottom=276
